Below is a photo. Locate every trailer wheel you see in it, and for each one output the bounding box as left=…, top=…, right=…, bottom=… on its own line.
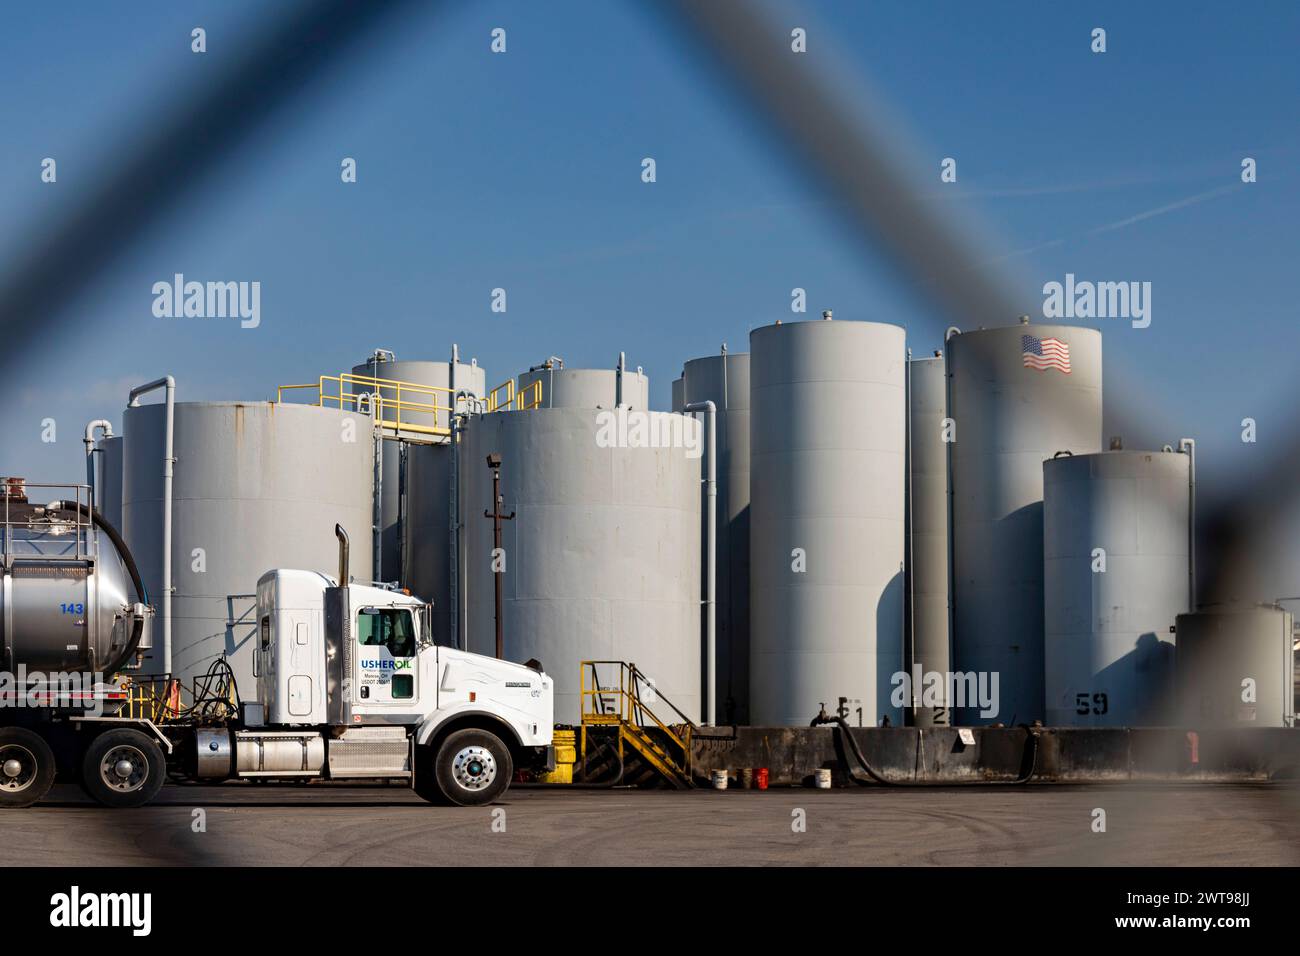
left=424, top=729, right=513, bottom=807
left=0, top=728, right=57, bottom=809
left=81, top=729, right=166, bottom=809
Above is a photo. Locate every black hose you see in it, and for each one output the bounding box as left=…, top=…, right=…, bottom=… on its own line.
left=49, top=500, right=148, bottom=675
left=811, top=710, right=1040, bottom=787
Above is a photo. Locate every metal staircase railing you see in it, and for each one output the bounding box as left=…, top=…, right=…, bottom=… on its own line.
left=276, top=371, right=544, bottom=439
left=579, top=660, right=696, bottom=789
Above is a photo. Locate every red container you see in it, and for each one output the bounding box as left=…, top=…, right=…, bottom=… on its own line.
left=755, top=767, right=769, bottom=790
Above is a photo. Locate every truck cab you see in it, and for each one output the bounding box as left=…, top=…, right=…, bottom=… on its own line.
left=247, top=568, right=554, bottom=805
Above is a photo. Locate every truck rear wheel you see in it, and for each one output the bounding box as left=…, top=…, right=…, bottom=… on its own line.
left=81, top=729, right=166, bottom=809
left=422, top=729, right=513, bottom=807
left=0, top=727, right=57, bottom=809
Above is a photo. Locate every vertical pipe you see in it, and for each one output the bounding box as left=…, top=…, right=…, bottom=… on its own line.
left=128, top=376, right=175, bottom=675
left=397, top=440, right=408, bottom=588
left=82, top=419, right=114, bottom=509
left=942, top=326, right=960, bottom=717
left=616, top=352, right=626, bottom=407
left=1179, top=437, right=1197, bottom=611
left=904, top=348, right=916, bottom=723
left=491, top=464, right=505, bottom=659
left=450, top=343, right=459, bottom=426
left=372, top=400, right=383, bottom=583
left=684, top=400, right=717, bottom=725
left=449, top=389, right=477, bottom=650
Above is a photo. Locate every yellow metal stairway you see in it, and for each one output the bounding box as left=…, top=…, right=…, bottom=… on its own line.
left=579, top=661, right=696, bottom=789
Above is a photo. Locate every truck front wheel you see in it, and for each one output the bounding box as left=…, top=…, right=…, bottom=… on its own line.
left=0, top=727, right=57, bottom=809
left=419, top=729, right=513, bottom=807
left=81, top=729, right=166, bottom=809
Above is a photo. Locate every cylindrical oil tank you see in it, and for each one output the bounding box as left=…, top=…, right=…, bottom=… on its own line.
left=947, top=323, right=1102, bottom=725
left=122, top=402, right=373, bottom=691
left=97, top=435, right=124, bottom=531
left=518, top=363, right=649, bottom=410
left=402, top=441, right=453, bottom=643
left=1043, top=449, right=1191, bottom=726
left=749, top=319, right=906, bottom=728
left=906, top=354, right=950, bottom=726
left=350, top=356, right=486, bottom=584
left=459, top=407, right=702, bottom=725
left=1175, top=605, right=1295, bottom=727
left=675, top=349, right=751, bottom=724
left=0, top=484, right=143, bottom=673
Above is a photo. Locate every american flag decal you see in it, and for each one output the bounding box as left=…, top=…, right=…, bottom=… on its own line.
left=1022, top=334, right=1071, bottom=374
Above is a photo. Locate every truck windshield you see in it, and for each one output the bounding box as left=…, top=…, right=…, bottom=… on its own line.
left=356, top=608, right=415, bottom=658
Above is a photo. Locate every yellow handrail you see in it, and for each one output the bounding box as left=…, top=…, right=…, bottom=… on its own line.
left=277, top=369, right=544, bottom=431
left=579, top=660, right=693, bottom=754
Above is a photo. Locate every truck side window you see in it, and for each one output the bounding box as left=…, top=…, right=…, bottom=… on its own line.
left=260, top=616, right=270, bottom=650
left=356, top=608, right=415, bottom=658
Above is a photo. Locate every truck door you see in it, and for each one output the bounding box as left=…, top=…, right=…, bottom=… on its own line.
left=354, top=606, right=418, bottom=705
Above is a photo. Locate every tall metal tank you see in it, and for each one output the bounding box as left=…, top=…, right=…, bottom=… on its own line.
left=402, top=441, right=453, bottom=643
left=122, top=401, right=373, bottom=691
left=674, top=348, right=751, bottom=724
left=947, top=322, right=1102, bottom=725
left=0, top=479, right=150, bottom=675
left=905, top=353, right=950, bottom=726
left=749, top=318, right=906, bottom=728
left=350, top=353, right=486, bottom=584
left=97, top=435, right=124, bottom=531
left=518, top=360, right=649, bottom=410
left=458, top=406, right=702, bottom=725
left=1175, top=605, right=1295, bottom=727
left=1043, top=448, right=1191, bottom=726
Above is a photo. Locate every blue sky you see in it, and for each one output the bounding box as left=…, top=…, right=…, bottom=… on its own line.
left=2, top=0, right=1297, bottom=507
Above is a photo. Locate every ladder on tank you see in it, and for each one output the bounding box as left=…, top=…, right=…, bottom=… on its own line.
left=579, top=661, right=696, bottom=789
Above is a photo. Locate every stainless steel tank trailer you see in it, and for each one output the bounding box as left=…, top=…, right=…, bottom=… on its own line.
left=0, top=479, right=555, bottom=809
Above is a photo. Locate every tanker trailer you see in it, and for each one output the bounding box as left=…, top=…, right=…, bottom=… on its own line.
left=0, top=477, right=158, bottom=808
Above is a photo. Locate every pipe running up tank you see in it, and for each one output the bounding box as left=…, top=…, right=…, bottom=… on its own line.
left=674, top=347, right=751, bottom=724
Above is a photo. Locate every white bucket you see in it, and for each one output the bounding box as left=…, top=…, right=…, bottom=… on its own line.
left=711, top=770, right=729, bottom=790
left=814, top=768, right=832, bottom=789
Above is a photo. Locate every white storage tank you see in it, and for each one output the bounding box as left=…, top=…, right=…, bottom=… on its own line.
left=947, top=322, right=1102, bottom=725
left=906, top=353, right=950, bottom=726
left=1043, top=447, right=1191, bottom=726
left=674, top=348, right=751, bottom=724
left=122, top=401, right=374, bottom=692
left=350, top=353, right=486, bottom=583
left=1175, top=605, right=1296, bottom=727
left=518, top=360, right=649, bottom=410
left=458, top=405, right=702, bottom=725
left=749, top=317, right=906, bottom=728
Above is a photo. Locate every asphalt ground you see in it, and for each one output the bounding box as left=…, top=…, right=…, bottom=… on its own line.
left=2, top=781, right=1296, bottom=866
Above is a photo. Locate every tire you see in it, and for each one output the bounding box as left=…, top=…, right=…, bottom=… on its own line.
left=0, top=727, right=57, bottom=809
left=424, top=729, right=513, bottom=807
left=81, top=729, right=166, bottom=809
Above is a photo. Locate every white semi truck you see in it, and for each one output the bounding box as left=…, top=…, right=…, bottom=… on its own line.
left=0, top=484, right=554, bottom=809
